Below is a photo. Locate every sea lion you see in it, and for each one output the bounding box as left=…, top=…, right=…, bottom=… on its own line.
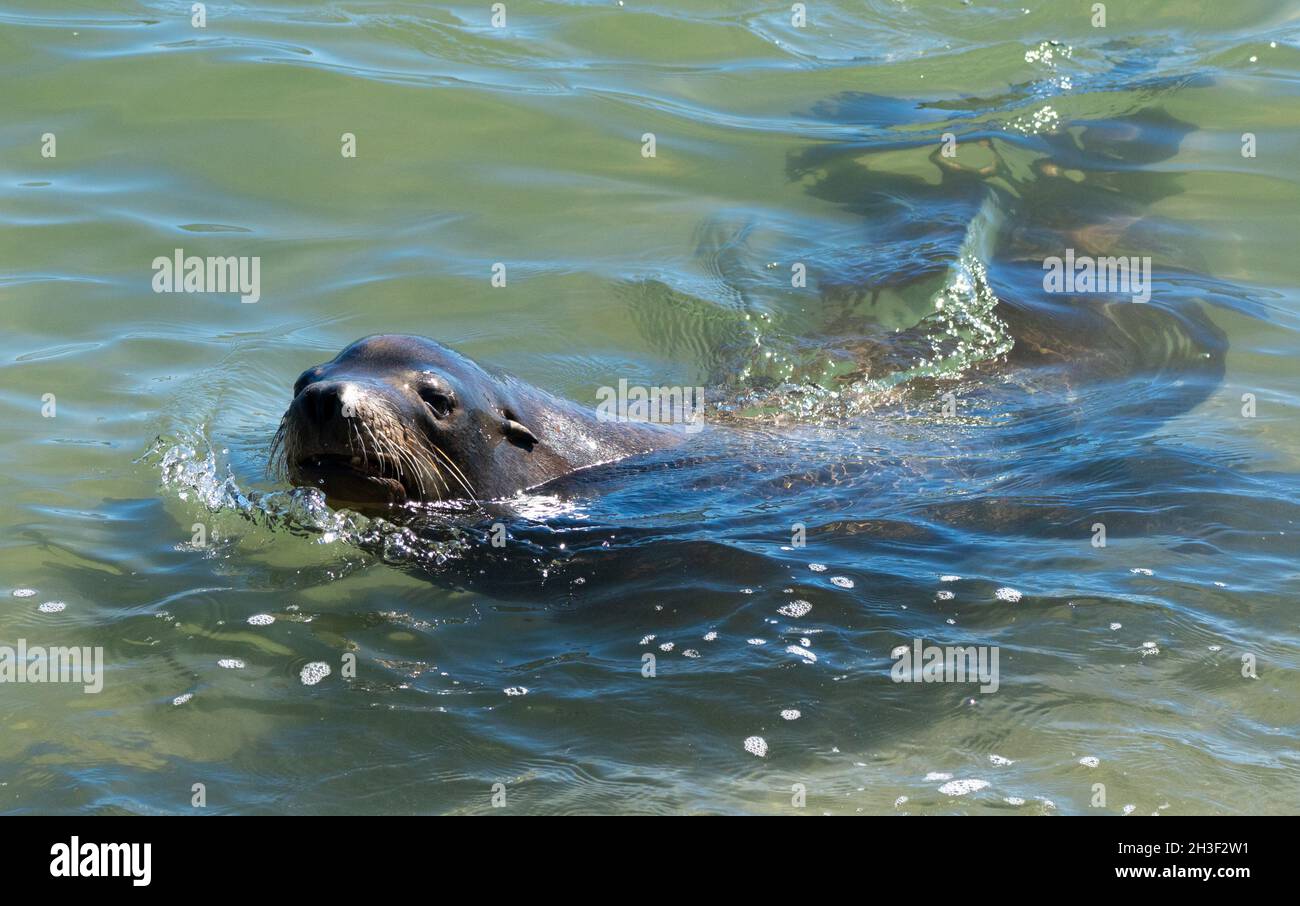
left=270, top=335, right=675, bottom=510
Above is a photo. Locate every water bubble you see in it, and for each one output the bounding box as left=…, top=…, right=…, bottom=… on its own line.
left=12, top=588, right=36, bottom=598
left=300, top=662, right=331, bottom=685
left=995, top=587, right=1022, bottom=602
left=247, top=614, right=275, bottom=626
left=38, top=601, right=66, bottom=614
left=743, top=736, right=768, bottom=757
left=785, top=645, right=817, bottom=663
left=780, top=709, right=801, bottom=720
left=172, top=693, right=193, bottom=706
left=503, top=686, right=528, bottom=696
left=778, top=600, right=812, bottom=618
left=217, top=658, right=245, bottom=669
left=938, top=779, right=989, bottom=796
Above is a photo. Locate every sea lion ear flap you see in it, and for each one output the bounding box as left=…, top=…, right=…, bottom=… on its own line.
left=502, top=418, right=539, bottom=451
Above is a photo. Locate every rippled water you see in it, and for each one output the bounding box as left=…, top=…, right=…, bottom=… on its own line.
left=2, top=0, right=1299, bottom=814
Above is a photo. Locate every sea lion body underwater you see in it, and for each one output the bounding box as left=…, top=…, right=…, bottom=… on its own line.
left=761, top=87, right=1226, bottom=402
left=272, top=335, right=675, bottom=510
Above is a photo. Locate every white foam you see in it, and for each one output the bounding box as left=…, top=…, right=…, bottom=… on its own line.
left=936, top=590, right=954, bottom=601
left=172, top=693, right=193, bottom=706
left=940, top=575, right=961, bottom=583
left=682, top=649, right=700, bottom=659
left=830, top=576, right=854, bottom=589
left=995, top=587, right=1022, bottom=602
left=939, top=778, right=989, bottom=796
left=778, top=600, right=812, bottom=618
left=1109, top=622, right=1122, bottom=630
left=743, top=736, right=768, bottom=757
left=247, top=613, right=275, bottom=626
left=503, top=686, right=528, bottom=696
left=1130, top=568, right=1154, bottom=576
left=703, top=631, right=717, bottom=641
left=924, top=772, right=952, bottom=781
left=217, top=658, right=245, bottom=669
left=659, top=642, right=674, bottom=652
left=38, top=601, right=66, bottom=613
left=639, top=634, right=655, bottom=645
left=1078, top=756, right=1099, bottom=768
left=988, top=754, right=1015, bottom=766
left=300, top=662, right=331, bottom=685
left=780, top=709, right=801, bottom=720
left=747, top=638, right=767, bottom=645
left=786, top=645, right=817, bottom=663
left=12, top=588, right=36, bottom=598
left=808, top=563, right=827, bottom=573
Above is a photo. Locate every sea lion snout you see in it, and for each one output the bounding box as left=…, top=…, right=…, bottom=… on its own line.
left=293, top=379, right=363, bottom=429
left=290, top=378, right=410, bottom=432
left=272, top=371, right=435, bottom=507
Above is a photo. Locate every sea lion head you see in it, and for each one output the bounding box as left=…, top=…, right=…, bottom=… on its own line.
left=271, top=335, right=546, bottom=510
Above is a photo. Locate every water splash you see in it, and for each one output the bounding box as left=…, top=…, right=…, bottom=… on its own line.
left=713, top=193, right=1014, bottom=421
left=141, top=430, right=472, bottom=569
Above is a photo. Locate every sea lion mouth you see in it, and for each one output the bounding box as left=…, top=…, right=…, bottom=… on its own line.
left=291, top=452, right=409, bottom=505
left=296, top=452, right=394, bottom=473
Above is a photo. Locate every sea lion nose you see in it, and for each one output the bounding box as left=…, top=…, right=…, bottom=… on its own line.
left=297, top=380, right=361, bottom=426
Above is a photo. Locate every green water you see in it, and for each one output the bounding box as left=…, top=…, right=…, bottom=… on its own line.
left=1, top=1, right=1299, bottom=814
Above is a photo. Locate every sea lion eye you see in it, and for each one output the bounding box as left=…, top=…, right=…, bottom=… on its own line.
left=419, top=386, right=455, bottom=418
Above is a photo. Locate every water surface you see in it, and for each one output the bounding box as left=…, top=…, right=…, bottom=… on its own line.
left=2, top=0, right=1299, bottom=814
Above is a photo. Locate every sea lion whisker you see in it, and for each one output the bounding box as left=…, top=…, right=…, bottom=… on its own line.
left=429, top=442, right=477, bottom=502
